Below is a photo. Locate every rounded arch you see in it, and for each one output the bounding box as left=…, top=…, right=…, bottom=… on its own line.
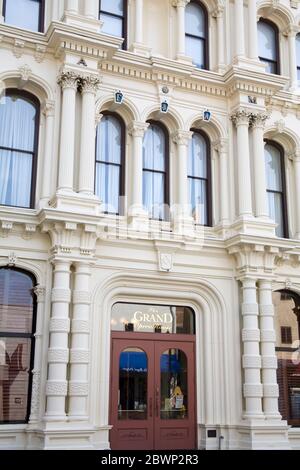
left=141, top=105, right=184, bottom=134
left=0, top=259, right=43, bottom=287
left=187, top=113, right=226, bottom=142
left=264, top=126, right=300, bottom=156
left=0, top=70, right=54, bottom=104
left=96, top=95, right=139, bottom=124
left=257, top=1, right=295, bottom=31
left=194, top=0, right=217, bottom=15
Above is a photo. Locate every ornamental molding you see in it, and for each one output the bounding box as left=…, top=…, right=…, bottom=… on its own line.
left=79, top=74, right=102, bottom=94
left=250, top=112, right=270, bottom=128
left=230, top=109, right=252, bottom=126
left=49, top=318, right=71, bottom=333
left=46, top=380, right=68, bottom=397
left=33, top=285, right=46, bottom=302
left=172, top=130, right=193, bottom=146
left=227, top=242, right=281, bottom=276
left=29, top=370, right=41, bottom=422
left=57, top=71, right=80, bottom=90
left=128, top=121, right=150, bottom=138
left=213, top=138, right=229, bottom=154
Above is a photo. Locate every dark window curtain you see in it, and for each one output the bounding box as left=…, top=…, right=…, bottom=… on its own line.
left=258, top=19, right=279, bottom=74
left=264, top=143, right=286, bottom=238
left=188, top=132, right=210, bottom=225
left=143, top=123, right=168, bottom=220
left=95, top=114, right=124, bottom=215
left=0, top=91, right=38, bottom=208
left=0, top=268, right=36, bottom=424
left=185, top=1, right=208, bottom=69
left=3, top=0, right=43, bottom=32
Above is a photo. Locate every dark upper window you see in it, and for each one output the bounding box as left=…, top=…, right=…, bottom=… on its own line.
left=185, top=0, right=208, bottom=69
left=264, top=141, right=288, bottom=238
left=188, top=130, right=212, bottom=226
left=143, top=121, right=169, bottom=221
left=296, top=34, right=300, bottom=82
left=0, top=268, right=36, bottom=424
left=258, top=19, right=279, bottom=74
left=3, top=0, right=44, bottom=32
left=95, top=113, right=125, bottom=215
left=0, top=90, right=40, bottom=209
left=99, top=0, right=127, bottom=48
left=281, top=326, right=292, bottom=345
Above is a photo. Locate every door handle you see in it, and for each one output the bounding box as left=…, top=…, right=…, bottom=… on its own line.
left=149, top=397, right=153, bottom=418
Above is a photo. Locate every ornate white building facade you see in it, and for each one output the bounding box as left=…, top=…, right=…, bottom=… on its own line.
left=0, top=0, right=300, bottom=450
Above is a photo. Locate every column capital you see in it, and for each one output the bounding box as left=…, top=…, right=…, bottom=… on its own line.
left=212, top=1, right=225, bottom=18
left=172, top=0, right=190, bottom=8
left=288, top=148, right=300, bottom=162
left=172, top=130, right=193, bottom=146
left=128, top=121, right=149, bottom=138
left=57, top=71, right=80, bottom=90
left=230, top=109, right=252, bottom=127
left=250, top=112, right=270, bottom=129
left=43, top=99, right=55, bottom=117
left=283, top=24, right=299, bottom=37
left=213, top=138, right=228, bottom=154
left=79, top=74, right=102, bottom=94
left=33, top=285, right=46, bottom=303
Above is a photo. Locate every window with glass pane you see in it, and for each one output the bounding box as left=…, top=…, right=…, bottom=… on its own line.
left=258, top=19, right=279, bottom=74
left=0, top=91, right=39, bottom=209
left=265, top=143, right=287, bottom=238
left=160, top=349, right=188, bottom=420
left=188, top=132, right=210, bottom=225
left=296, top=34, right=300, bottom=82
left=95, top=114, right=124, bottom=215
left=185, top=1, right=208, bottom=69
left=0, top=268, right=36, bottom=424
left=3, top=0, right=43, bottom=32
left=118, top=348, right=147, bottom=420
left=143, top=123, right=169, bottom=220
left=99, top=0, right=126, bottom=46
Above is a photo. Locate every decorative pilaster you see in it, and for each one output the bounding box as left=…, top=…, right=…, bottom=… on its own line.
left=45, top=260, right=71, bottom=421
left=285, top=25, right=299, bottom=91
left=230, top=110, right=253, bottom=218
left=250, top=113, right=269, bottom=219
left=173, top=0, right=192, bottom=62
left=212, top=1, right=226, bottom=72
left=68, top=262, right=92, bottom=420
left=57, top=71, right=79, bottom=193
left=248, top=0, right=258, bottom=61
left=131, top=0, right=151, bottom=56
left=78, top=75, right=101, bottom=196
left=234, top=0, right=245, bottom=59
left=241, top=278, right=264, bottom=419
left=66, top=0, right=79, bottom=14
left=258, top=279, right=281, bottom=420
left=214, top=139, right=230, bottom=225
left=83, top=0, right=98, bottom=19
left=40, top=100, right=55, bottom=207
left=29, top=286, right=46, bottom=424
left=292, top=150, right=300, bottom=239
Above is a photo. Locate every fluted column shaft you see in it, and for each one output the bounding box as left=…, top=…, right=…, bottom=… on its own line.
left=68, top=262, right=92, bottom=420
left=129, top=122, right=149, bottom=215
left=45, top=261, right=71, bottom=419
left=79, top=76, right=101, bottom=195
left=40, top=101, right=55, bottom=205
left=251, top=113, right=269, bottom=218
left=57, top=72, right=79, bottom=192
left=241, top=278, right=264, bottom=419
left=248, top=0, right=258, bottom=60
left=258, top=280, right=281, bottom=419
left=235, top=0, right=245, bottom=58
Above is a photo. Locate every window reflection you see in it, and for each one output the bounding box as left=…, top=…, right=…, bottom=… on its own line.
left=160, top=349, right=188, bottom=420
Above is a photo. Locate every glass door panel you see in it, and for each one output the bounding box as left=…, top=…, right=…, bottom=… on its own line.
left=160, top=349, right=188, bottom=420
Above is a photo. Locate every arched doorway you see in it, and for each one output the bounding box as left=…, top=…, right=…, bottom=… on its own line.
left=273, top=290, right=300, bottom=426
left=109, top=303, right=196, bottom=450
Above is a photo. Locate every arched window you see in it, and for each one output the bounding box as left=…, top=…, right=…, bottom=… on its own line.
left=296, top=34, right=300, bottom=83
left=185, top=0, right=208, bottom=69
left=0, top=90, right=40, bottom=209
left=258, top=19, right=279, bottom=74
left=264, top=141, right=288, bottom=238
left=273, top=290, right=300, bottom=426
left=3, top=0, right=44, bottom=32
left=0, top=268, right=36, bottom=424
left=188, top=130, right=212, bottom=226
left=95, top=113, right=125, bottom=215
left=143, top=122, right=169, bottom=220
left=99, top=0, right=127, bottom=49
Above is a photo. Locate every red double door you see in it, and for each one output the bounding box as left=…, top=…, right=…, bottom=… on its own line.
left=110, top=333, right=196, bottom=450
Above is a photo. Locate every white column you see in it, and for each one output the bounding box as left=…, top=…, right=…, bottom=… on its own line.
left=293, top=151, right=300, bottom=239
left=213, top=4, right=226, bottom=71
left=79, top=76, right=101, bottom=195
left=215, top=140, right=230, bottom=224
left=173, top=0, right=190, bottom=60
left=45, top=261, right=71, bottom=420
left=29, top=286, right=46, bottom=424
left=231, top=110, right=253, bottom=217
left=66, top=0, right=79, bottom=14
left=248, top=0, right=258, bottom=60
left=51, top=0, right=60, bottom=21
left=287, top=27, right=298, bottom=91
left=173, top=131, right=192, bottom=212
left=68, top=262, right=92, bottom=420
left=241, top=278, right=264, bottom=419
left=84, top=0, right=98, bottom=19
left=128, top=122, right=149, bottom=216
left=251, top=113, right=269, bottom=219
left=40, top=101, right=55, bottom=206
left=258, top=279, right=281, bottom=419
left=135, top=0, right=144, bottom=44
left=235, top=0, right=246, bottom=58
left=57, top=72, right=79, bottom=193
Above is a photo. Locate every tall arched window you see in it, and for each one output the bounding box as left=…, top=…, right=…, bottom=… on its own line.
left=143, top=122, right=169, bottom=220
left=273, top=290, right=300, bottom=426
left=95, top=113, right=125, bottom=215
left=296, top=34, right=300, bottom=82
left=185, top=0, right=208, bottom=69
left=0, top=90, right=40, bottom=209
left=99, top=0, right=127, bottom=49
left=0, top=268, right=36, bottom=424
left=188, top=130, right=211, bottom=226
left=3, top=0, right=44, bottom=32
left=265, top=141, right=288, bottom=238
left=258, top=19, right=279, bottom=74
